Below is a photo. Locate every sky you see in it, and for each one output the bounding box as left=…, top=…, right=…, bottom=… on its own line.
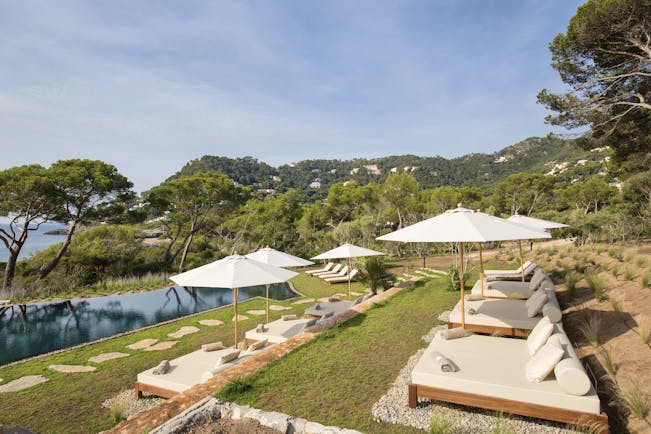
left=0, top=0, right=584, bottom=192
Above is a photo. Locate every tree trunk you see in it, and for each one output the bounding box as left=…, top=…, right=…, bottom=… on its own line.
left=2, top=251, right=18, bottom=289
left=37, top=221, right=78, bottom=280
left=178, top=221, right=196, bottom=273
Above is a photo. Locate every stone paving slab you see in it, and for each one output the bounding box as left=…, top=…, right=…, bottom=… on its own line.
left=268, top=305, right=291, bottom=311
left=198, top=319, right=224, bottom=327
left=127, top=338, right=159, bottom=350
left=0, top=375, right=48, bottom=393
left=49, top=364, right=97, bottom=373
left=291, top=298, right=316, bottom=304
left=232, top=314, right=249, bottom=321
left=105, top=280, right=419, bottom=434
left=246, top=310, right=266, bottom=316
left=143, top=341, right=178, bottom=351
left=89, top=352, right=131, bottom=364
left=168, top=326, right=200, bottom=339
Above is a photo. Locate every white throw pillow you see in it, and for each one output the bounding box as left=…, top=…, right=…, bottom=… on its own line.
left=554, top=357, right=591, bottom=395
left=215, top=349, right=240, bottom=367
left=201, top=341, right=225, bottom=352
left=525, top=342, right=564, bottom=382
left=527, top=292, right=548, bottom=318
left=528, top=269, right=546, bottom=290
left=281, top=314, right=297, bottom=321
left=525, top=289, right=543, bottom=309
left=527, top=316, right=554, bottom=355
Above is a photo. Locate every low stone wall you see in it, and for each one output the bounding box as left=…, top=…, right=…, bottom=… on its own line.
left=150, top=397, right=362, bottom=434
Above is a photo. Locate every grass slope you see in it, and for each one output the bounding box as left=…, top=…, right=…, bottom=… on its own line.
left=216, top=278, right=458, bottom=433
left=0, top=273, right=350, bottom=434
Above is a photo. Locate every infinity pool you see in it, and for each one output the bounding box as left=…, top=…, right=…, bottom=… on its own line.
left=0, top=283, right=297, bottom=365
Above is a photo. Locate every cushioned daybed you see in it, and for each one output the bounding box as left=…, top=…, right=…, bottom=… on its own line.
left=244, top=317, right=315, bottom=344
left=471, top=269, right=553, bottom=299
left=304, top=299, right=355, bottom=319
left=409, top=332, right=608, bottom=431
left=449, top=287, right=562, bottom=336
left=136, top=342, right=269, bottom=399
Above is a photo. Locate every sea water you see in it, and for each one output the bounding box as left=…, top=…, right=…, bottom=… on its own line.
left=0, top=222, right=67, bottom=263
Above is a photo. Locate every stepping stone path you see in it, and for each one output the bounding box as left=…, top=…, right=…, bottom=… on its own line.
left=246, top=310, right=266, bottom=316
left=292, top=298, right=315, bottom=304
left=89, top=352, right=130, bottom=364
left=232, top=314, right=249, bottom=322
left=199, top=319, right=224, bottom=327
left=269, top=305, right=291, bottom=311
left=0, top=375, right=48, bottom=393
left=49, top=364, right=97, bottom=373
left=144, top=341, right=178, bottom=351
left=127, top=338, right=159, bottom=350
left=168, top=326, right=200, bottom=339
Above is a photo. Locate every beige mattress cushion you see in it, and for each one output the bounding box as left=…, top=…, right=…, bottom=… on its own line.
left=449, top=299, right=541, bottom=330
left=244, top=317, right=314, bottom=343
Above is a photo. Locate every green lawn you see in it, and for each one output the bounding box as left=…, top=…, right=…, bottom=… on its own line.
left=216, top=278, right=459, bottom=434
left=0, top=272, right=348, bottom=434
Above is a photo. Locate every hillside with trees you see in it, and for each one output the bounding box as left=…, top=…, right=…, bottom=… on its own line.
left=166, top=136, right=604, bottom=200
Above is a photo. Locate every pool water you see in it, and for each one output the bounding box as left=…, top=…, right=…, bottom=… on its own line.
left=0, top=283, right=296, bottom=365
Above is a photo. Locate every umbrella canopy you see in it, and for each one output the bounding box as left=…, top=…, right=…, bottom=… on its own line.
left=377, top=208, right=551, bottom=243
left=376, top=207, right=550, bottom=327
left=170, top=255, right=298, bottom=346
left=311, top=243, right=384, bottom=260
left=245, top=247, right=314, bottom=268
left=507, top=214, right=569, bottom=231
left=244, top=247, right=312, bottom=322
left=311, top=243, right=384, bottom=298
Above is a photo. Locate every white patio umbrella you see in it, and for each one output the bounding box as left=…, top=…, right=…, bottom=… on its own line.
left=170, top=254, right=298, bottom=347
left=377, top=207, right=550, bottom=327
left=311, top=243, right=384, bottom=299
left=245, top=247, right=314, bottom=322
left=507, top=214, right=569, bottom=278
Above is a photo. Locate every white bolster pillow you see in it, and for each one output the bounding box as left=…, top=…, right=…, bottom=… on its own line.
left=554, top=357, right=591, bottom=396
left=542, top=302, right=562, bottom=323
left=539, top=278, right=554, bottom=291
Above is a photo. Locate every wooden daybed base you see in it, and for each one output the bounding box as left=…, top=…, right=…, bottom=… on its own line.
left=447, top=321, right=530, bottom=338
left=135, top=381, right=178, bottom=399
left=408, top=383, right=608, bottom=433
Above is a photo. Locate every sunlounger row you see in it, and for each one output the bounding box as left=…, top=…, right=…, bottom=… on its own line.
left=306, top=262, right=359, bottom=283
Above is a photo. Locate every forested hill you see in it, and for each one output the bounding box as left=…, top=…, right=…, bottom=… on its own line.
left=167, top=136, right=599, bottom=199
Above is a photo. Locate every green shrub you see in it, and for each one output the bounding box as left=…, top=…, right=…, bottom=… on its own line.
left=596, top=246, right=604, bottom=255
left=638, top=315, right=650, bottom=345
left=430, top=409, right=453, bottom=434
left=611, top=265, right=620, bottom=279
left=635, top=257, right=647, bottom=268
left=219, top=376, right=254, bottom=400
left=358, top=256, right=397, bottom=295
left=607, top=248, right=617, bottom=258
left=584, top=272, right=606, bottom=301
left=610, top=296, right=625, bottom=322
left=565, top=272, right=580, bottom=300
left=641, top=271, right=650, bottom=288
left=579, top=313, right=602, bottom=347
left=623, top=268, right=635, bottom=281
left=624, top=252, right=635, bottom=263
left=611, top=378, right=649, bottom=420
left=599, top=348, right=617, bottom=379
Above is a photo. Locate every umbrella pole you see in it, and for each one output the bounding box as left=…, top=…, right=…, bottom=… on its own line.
left=234, top=287, right=239, bottom=348
left=519, top=241, right=525, bottom=282
left=265, top=284, right=270, bottom=324
left=460, top=242, right=465, bottom=328
left=479, top=242, right=484, bottom=297
left=348, top=257, right=352, bottom=299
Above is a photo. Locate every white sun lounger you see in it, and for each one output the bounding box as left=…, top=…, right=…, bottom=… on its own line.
left=306, top=262, right=335, bottom=275
left=318, top=265, right=349, bottom=280
left=409, top=334, right=607, bottom=429
left=244, top=317, right=315, bottom=344
left=311, top=263, right=343, bottom=277
left=484, top=261, right=538, bottom=281
left=136, top=342, right=270, bottom=399
left=324, top=269, right=359, bottom=283
left=471, top=269, right=553, bottom=299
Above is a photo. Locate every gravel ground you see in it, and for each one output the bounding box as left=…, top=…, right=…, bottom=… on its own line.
left=184, top=418, right=280, bottom=434
left=102, top=389, right=165, bottom=420
left=372, top=326, right=578, bottom=434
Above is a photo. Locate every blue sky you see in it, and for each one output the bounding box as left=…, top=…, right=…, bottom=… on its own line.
left=0, top=1, right=583, bottom=192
